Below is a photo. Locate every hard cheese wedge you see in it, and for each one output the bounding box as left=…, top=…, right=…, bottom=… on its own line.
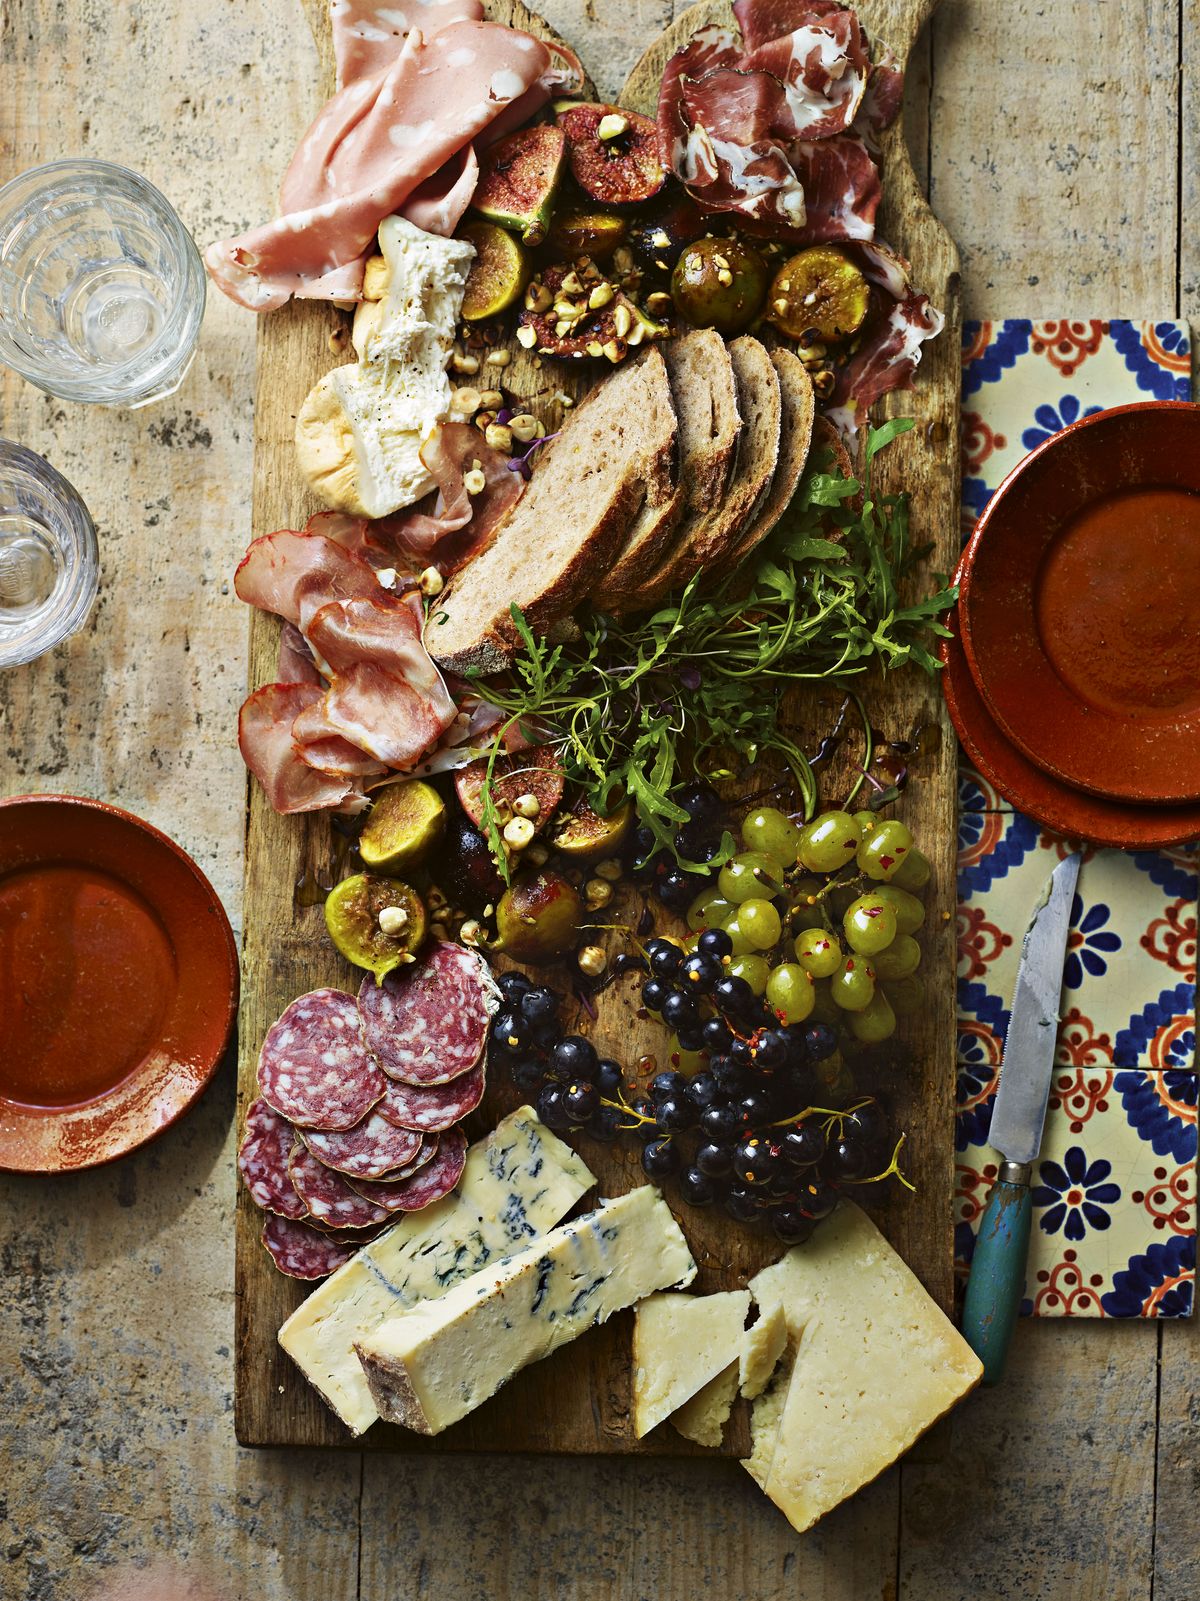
left=278, top=1107, right=595, bottom=1435
left=745, top=1203, right=983, bottom=1534
left=672, top=1364, right=739, bottom=1449
left=356, top=1185, right=696, bottom=1435
left=633, top=1289, right=751, bottom=1438
left=739, top=1302, right=788, bottom=1399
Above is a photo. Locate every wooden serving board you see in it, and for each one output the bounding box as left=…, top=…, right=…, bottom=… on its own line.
left=235, top=0, right=961, bottom=1454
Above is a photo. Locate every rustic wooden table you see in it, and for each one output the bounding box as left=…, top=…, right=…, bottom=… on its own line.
left=0, top=2, right=1194, bottom=1598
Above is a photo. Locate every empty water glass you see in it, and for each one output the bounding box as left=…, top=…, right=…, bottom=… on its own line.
left=0, top=160, right=206, bottom=408
left=0, top=441, right=98, bottom=668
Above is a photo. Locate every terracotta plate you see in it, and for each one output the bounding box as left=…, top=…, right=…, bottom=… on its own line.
left=959, top=401, right=1200, bottom=805
left=941, top=608, right=1200, bottom=849
left=0, top=795, right=239, bottom=1172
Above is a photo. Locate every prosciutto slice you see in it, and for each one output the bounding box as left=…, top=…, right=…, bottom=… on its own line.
left=732, top=0, right=849, bottom=53
left=207, top=21, right=551, bottom=311
left=238, top=682, right=370, bottom=814
left=786, top=133, right=880, bottom=243
left=306, top=594, right=458, bottom=766
left=826, top=242, right=946, bottom=435
left=234, top=531, right=385, bottom=634
left=384, top=421, right=523, bottom=568
left=742, top=11, right=870, bottom=141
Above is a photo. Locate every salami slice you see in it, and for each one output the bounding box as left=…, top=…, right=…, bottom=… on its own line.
left=288, top=1141, right=392, bottom=1229
left=380, top=1132, right=439, bottom=1180
left=358, top=942, right=500, bottom=1085
left=376, top=1060, right=485, bottom=1131
left=258, top=988, right=385, bottom=1130
left=238, top=1097, right=307, bottom=1219
left=346, top=1127, right=467, bottom=1213
left=262, top=1214, right=356, bottom=1279
left=299, top=1113, right=423, bottom=1180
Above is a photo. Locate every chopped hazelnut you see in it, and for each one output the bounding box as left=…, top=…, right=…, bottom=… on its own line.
left=484, top=422, right=513, bottom=453
left=516, top=324, right=538, bottom=348
left=597, top=112, right=629, bottom=141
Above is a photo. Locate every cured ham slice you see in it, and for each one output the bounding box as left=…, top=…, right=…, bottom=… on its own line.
left=826, top=242, right=945, bottom=435
left=277, top=621, right=323, bottom=687
left=854, top=43, right=904, bottom=145
left=234, top=531, right=384, bottom=634
left=786, top=134, right=880, bottom=243
left=291, top=697, right=389, bottom=779
left=238, top=683, right=370, bottom=815
left=732, top=0, right=848, bottom=54
left=742, top=6, right=870, bottom=141
left=305, top=594, right=458, bottom=766
left=206, top=21, right=551, bottom=311
left=385, top=421, right=524, bottom=568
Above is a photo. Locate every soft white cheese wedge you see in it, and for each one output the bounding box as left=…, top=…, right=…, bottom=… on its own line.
left=278, top=1107, right=594, bottom=1435
left=295, top=215, right=475, bottom=518
left=744, top=1203, right=983, bottom=1534
left=671, top=1363, right=739, bottom=1449
left=355, top=1186, right=697, bottom=1435
left=739, top=1302, right=788, bottom=1399
left=633, top=1289, right=751, bottom=1438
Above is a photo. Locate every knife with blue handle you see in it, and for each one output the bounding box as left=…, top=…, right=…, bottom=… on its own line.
left=962, top=851, right=1081, bottom=1385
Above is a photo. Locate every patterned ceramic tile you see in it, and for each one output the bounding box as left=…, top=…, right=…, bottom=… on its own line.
left=954, top=1068, right=1197, bottom=1318
left=957, top=818, right=1197, bottom=1072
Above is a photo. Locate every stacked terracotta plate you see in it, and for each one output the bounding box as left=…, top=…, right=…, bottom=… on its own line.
left=942, top=401, right=1200, bottom=848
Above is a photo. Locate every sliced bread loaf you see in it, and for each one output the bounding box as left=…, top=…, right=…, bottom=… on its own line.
left=426, top=346, right=676, bottom=674
left=593, top=330, right=740, bottom=611
left=714, top=348, right=815, bottom=577
left=614, top=335, right=782, bottom=613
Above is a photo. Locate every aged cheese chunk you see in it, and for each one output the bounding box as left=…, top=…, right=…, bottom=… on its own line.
left=671, top=1363, right=739, bottom=1449
left=633, top=1289, right=751, bottom=1438
left=278, top=1106, right=594, bottom=1435
left=744, top=1203, right=983, bottom=1534
left=739, top=1302, right=788, bottom=1399
left=295, top=215, right=475, bottom=518
left=356, top=1186, right=697, bottom=1435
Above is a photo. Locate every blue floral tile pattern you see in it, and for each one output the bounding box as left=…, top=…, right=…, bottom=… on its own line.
left=953, top=318, right=1197, bottom=1317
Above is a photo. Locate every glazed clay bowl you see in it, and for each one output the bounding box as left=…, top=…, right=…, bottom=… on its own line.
left=958, top=401, right=1200, bottom=805
left=0, top=795, right=239, bottom=1172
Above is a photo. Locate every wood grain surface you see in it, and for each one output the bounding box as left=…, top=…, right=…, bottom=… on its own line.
left=0, top=1, right=1194, bottom=1596
left=234, top=0, right=961, bottom=1454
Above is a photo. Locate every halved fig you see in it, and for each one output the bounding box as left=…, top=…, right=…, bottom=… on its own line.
left=460, top=221, right=529, bottom=321
left=359, top=779, right=446, bottom=873
left=473, top=124, right=566, bottom=247
left=768, top=246, right=870, bottom=344
left=556, top=103, right=666, bottom=208
left=324, top=874, right=427, bottom=983
left=550, top=794, right=634, bottom=859
left=454, top=745, right=566, bottom=835
left=627, top=196, right=708, bottom=273
left=519, top=263, right=666, bottom=362
left=671, top=237, right=769, bottom=335
left=494, top=869, right=584, bottom=963
left=549, top=208, right=628, bottom=262
left=435, top=815, right=506, bottom=911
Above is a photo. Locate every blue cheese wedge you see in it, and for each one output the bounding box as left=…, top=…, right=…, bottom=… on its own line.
left=744, top=1203, right=983, bottom=1534
left=277, top=1107, right=594, bottom=1435
left=356, top=1186, right=697, bottom=1435
left=632, top=1289, right=751, bottom=1438
left=294, top=215, right=474, bottom=518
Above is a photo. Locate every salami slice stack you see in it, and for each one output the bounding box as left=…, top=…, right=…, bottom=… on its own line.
left=238, top=940, right=499, bottom=1278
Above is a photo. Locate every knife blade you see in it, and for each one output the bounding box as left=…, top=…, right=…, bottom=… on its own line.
left=988, top=851, right=1082, bottom=1165
left=961, top=851, right=1081, bottom=1384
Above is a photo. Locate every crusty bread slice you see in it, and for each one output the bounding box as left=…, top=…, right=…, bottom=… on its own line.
left=715, top=348, right=815, bottom=577
left=591, top=330, right=737, bottom=609
left=614, top=335, right=781, bottom=614
left=427, top=346, right=676, bottom=674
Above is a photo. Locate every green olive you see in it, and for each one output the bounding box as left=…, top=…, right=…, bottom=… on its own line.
left=671, top=237, right=769, bottom=334
left=324, top=874, right=427, bottom=983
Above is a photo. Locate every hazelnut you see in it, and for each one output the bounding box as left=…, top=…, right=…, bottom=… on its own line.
left=463, top=467, right=487, bottom=496
left=512, top=792, right=540, bottom=819
left=450, top=386, right=481, bottom=414
left=459, top=918, right=486, bottom=948
left=419, top=566, right=444, bottom=596
left=377, top=905, right=409, bottom=935
left=516, top=324, right=538, bottom=348
left=588, top=282, right=615, bottom=310
left=594, top=858, right=623, bottom=882
left=509, top=413, right=540, bottom=443
left=484, top=422, right=513, bottom=453
left=597, top=112, right=629, bottom=141
left=577, top=944, right=607, bottom=977
left=485, top=349, right=511, bottom=368
left=451, top=352, right=480, bottom=375
left=502, top=816, right=535, bottom=850
left=584, top=878, right=613, bottom=910
left=613, top=303, right=633, bottom=339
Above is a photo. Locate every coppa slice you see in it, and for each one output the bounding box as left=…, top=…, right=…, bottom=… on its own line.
left=263, top=1215, right=357, bottom=1281
left=238, top=1097, right=309, bottom=1220
left=300, top=1113, right=424, bottom=1181
left=425, top=347, right=676, bottom=674
left=376, top=1063, right=485, bottom=1132
left=288, top=1142, right=393, bottom=1230
left=346, top=1127, right=466, bottom=1212
left=358, top=941, right=500, bottom=1085
left=356, top=1185, right=696, bottom=1435
left=278, top=1106, right=595, bottom=1435
left=257, top=988, right=385, bottom=1130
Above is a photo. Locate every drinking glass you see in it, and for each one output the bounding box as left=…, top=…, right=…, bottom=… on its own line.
left=0, top=160, right=206, bottom=408
left=0, top=441, right=98, bottom=668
